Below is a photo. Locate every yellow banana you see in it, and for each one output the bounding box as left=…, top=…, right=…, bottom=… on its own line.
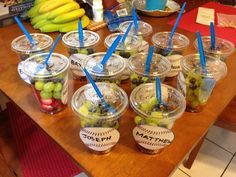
left=47, top=2, right=80, bottom=20
left=34, top=0, right=47, bottom=5
left=59, top=15, right=90, bottom=33
left=39, top=23, right=62, bottom=33
left=31, top=12, right=49, bottom=25
left=39, top=0, right=74, bottom=14
left=33, top=19, right=51, bottom=29
left=27, top=2, right=43, bottom=18
left=52, top=8, right=85, bottom=24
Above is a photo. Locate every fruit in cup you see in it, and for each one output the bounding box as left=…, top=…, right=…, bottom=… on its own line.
left=92, top=76, right=121, bottom=86
left=32, top=76, right=65, bottom=113
left=68, top=47, right=95, bottom=55
left=130, top=73, right=150, bottom=89
left=134, top=97, right=175, bottom=129
left=155, top=48, right=183, bottom=56
left=185, top=71, right=208, bottom=112
left=115, top=49, right=136, bottom=59
left=77, top=100, right=119, bottom=129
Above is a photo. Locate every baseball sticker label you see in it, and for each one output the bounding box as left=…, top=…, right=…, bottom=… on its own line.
left=80, top=128, right=120, bottom=152
left=133, top=125, right=174, bottom=151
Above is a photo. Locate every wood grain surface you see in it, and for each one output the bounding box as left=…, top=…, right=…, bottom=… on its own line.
left=0, top=1, right=236, bottom=176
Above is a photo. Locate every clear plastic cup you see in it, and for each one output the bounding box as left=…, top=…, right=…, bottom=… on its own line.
left=118, top=21, right=153, bottom=39
left=152, top=32, right=190, bottom=77
left=128, top=52, right=171, bottom=89
left=193, top=36, right=235, bottom=62
left=11, top=33, right=53, bottom=61
left=105, top=32, right=141, bottom=80
left=177, top=54, right=227, bottom=113
left=83, top=52, right=126, bottom=85
left=62, top=30, right=100, bottom=56
left=22, top=53, right=69, bottom=114
left=130, top=83, right=186, bottom=153
left=71, top=82, right=128, bottom=153
left=105, top=33, right=140, bottom=59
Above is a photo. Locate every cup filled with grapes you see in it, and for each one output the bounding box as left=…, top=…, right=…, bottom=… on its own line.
left=128, top=52, right=171, bottom=89
left=152, top=32, right=189, bottom=78
left=82, top=52, right=126, bottom=85
left=130, top=82, right=186, bottom=153
left=11, top=33, right=53, bottom=61
left=22, top=53, right=69, bottom=114
left=193, top=36, right=235, bottom=62
left=71, top=82, right=128, bottom=153
left=177, top=54, right=227, bottom=113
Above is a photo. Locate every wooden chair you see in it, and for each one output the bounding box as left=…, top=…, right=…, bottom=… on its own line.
left=184, top=95, right=236, bottom=169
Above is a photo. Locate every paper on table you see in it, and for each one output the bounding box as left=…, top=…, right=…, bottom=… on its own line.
left=196, top=7, right=215, bottom=26
left=218, top=13, right=236, bottom=29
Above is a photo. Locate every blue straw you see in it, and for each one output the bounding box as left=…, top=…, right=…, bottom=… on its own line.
left=14, top=16, right=35, bottom=45
left=169, top=2, right=186, bottom=40
left=83, top=68, right=113, bottom=112
left=156, top=77, right=162, bottom=105
left=44, top=33, right=61, bottom=65
left=164, top=2, right=186, bottom=55
left=210, top=22, right=215, bottom=49
left=78, top=20, right=84, bottom=47
left=196, top=32, right=206, bottom=71
left=145, top=46, right=154, bottom=75
left=132, top=7, right=138, bottom=34
left=121, top=22, right=133, bottom=45
left=101, top=34, right=122, bottom=65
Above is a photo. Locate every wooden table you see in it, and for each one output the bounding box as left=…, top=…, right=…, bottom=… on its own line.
left=1, top=1, right=236, bottom=177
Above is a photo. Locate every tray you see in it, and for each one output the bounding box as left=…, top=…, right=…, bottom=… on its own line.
left=132, top=0, right=180, bottom=17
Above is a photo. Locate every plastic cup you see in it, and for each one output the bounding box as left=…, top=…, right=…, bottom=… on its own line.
left=11, top=33, right=53, bottom=61
left=105, top=32, right=141, bottom=80
left=177, top=54, right=227, bottom=113
left=62, top=30, right=100, bottom=56
left=128, top=52, right=171, bottom=89
left=83, top=52, right=126, bottom=85
left=146, top=0, right=167, bottom=10
left=193, top=36, right=235, bottom=62
left=71, top=82, right=128, bottom=153
left=130, top=83, right=186, bottom=153
left=22, top=53, right=69, bottom=114
left=118, top=21, right=153, bottom=39
left=152, top=32, right=190, bottom=78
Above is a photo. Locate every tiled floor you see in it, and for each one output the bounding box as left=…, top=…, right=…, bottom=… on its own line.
left=171, top=126, right=236, bottom=177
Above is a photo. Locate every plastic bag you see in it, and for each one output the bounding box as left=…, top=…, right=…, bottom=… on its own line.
left=217, top=13, right=236, bottom=29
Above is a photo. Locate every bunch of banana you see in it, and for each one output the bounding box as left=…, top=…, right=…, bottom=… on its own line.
left=27, top=0, right=90, bottom=33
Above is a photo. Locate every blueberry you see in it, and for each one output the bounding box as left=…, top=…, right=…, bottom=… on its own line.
left=87, top=48, right=95, bottom=55
left=119, top=51, right=131, bottom=58
left=189, top=83, right=197, bottom=90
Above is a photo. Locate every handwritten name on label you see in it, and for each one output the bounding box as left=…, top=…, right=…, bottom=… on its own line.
left=133, top=125, right=174, bottom=151
left=69, top=54, right=87, bottom=76
left=80, top=127, right=120, bottom=152
left=18, top=61, right=30, bottom=84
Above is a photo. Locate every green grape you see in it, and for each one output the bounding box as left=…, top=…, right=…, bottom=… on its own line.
left=78, top=48, right=88, bottom=55
left=40, top=90, right=52, bottom=99
left=150, top=111, right=163, bottom=118
left=35, top=81, right=44, bottom=91
left=149, top=97, right=158, bottom=108
left=134, top=116, right=144, bottom=125
left=140, top=103, right=151, bottom=112
left=78, top=105, right=89, bottom=115
left=54, top=83, right=62, bottom=92
left=53, top=91, right=61, bottom=100
left=43, top=82, right=55, bottom=92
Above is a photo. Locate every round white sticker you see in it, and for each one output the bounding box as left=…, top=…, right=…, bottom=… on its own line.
left=133, top=125, right=174, bottom=151
left=80, top=127, right=120, bottom=152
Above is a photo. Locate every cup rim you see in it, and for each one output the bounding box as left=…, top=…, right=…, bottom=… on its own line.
left=83, top=52, right=126, bottom=77
left=193, top=36, right=235, bottom=57
left=130, top=83, right=186, bottom=120
left=151, top=31, right=190, bottom=50
left=22, top=52, right=69, bottom=79
left=128, top=52, right=171, bottom=77
left=71, top=82, right=129, bottom=120
left=180, top=53, right=227, bottom=81
left=104, top=32, right=141, bottom=51
left=11, top=33, right=53, bottom=54
left=62, top=30, right=100, bottom=49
